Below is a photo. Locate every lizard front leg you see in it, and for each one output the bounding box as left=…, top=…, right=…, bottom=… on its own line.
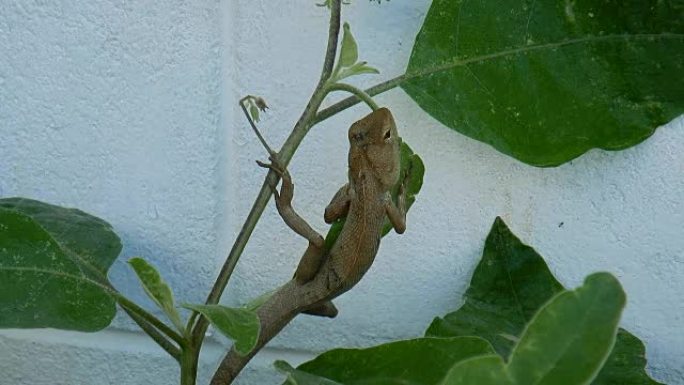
left=385, top=183, right=407, bottom=234
left=257, top=159, right=326, bottom=283
left=324, top=184, right=351, bottom=224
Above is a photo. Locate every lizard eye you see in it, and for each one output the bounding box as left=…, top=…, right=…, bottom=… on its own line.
left=384, top=130, right=391, bottom=140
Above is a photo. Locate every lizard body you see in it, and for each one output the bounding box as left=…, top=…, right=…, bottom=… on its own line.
left=211, top=108, right=406, bottom=384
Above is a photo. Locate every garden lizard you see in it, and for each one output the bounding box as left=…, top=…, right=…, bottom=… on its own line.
left=211, top=107, right=407, bottom=384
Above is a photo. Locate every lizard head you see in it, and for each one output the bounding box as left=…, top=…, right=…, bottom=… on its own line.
left=348, top=107, right=401, bottom=191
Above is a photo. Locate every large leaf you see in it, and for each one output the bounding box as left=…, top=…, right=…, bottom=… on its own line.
left=281, top=337, right=496, bottom=385
left=426, top=217, right=564, bottom=355
left=181, top=304, right=259, bottom=355
left=427, top=217, right=663, bottom=385
left=324, top=141, right=424, bottom=250
left=440, top=273, right=626, bottom=385
left=0, top=198, right=120, bottom=331
left=129, top=257, right=184, bottom=333
left=402, top=0, right=684, bottom=166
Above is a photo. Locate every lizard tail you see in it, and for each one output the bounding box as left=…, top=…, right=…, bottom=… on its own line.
left=210, top=279, right=328, bottom=384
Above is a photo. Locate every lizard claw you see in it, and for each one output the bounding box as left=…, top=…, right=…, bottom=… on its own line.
left=256, top=156, right=289, bottom=178
left=256, top=159, right=281, bottom=174
left=257, top=156, right=294, bottom=207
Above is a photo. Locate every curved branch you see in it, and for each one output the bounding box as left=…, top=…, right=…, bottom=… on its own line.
left=121, top=305, right=181, bottom=361
left=117, top=295, right=186, bottom=347
left=315, top=74, right=405, bottom=124
left=239, top=96, right=276, bottom=157
left=325, top=82, right=379, bottom=111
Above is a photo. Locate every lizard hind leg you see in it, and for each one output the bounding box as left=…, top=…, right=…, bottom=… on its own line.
left=293, top=243, right=326, bottom=284
left=257, top=159, right=326, bottom=249
left=302, top=300, right=338, bottom=318
left=257, top=158, right=327, bottom=284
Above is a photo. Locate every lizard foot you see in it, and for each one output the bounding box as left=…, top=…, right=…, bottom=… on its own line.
left=256, top=157, right=286, bottom=176
left=257, top=156, right=294, bottom=206
left=302, top=300, right=338, bottom=318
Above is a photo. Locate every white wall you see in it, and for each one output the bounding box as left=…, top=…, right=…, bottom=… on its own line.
left=1, top=1, right=683, bottom=384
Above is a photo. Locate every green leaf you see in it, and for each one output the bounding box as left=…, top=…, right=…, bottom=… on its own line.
left=275, top=361, right=344, bottom=385
left=128, top=257, right=184, bottom=333
left=182, top=304, right=259, bottom=355
left=427, top=217, right=663, bottom=385
left=440, top=273, right=626, bottom=385
left=282, top=337, right=496, bottom=385
left=0, top=198, right=120, bottom=331
left=324, top=141, right=424, bottom=250
left=402, top=0, right=684, bottom=166
left=249, top=103, right=260, bottom=123
left=336, top=61, right=380, bottom=81
left=440, top=355, right=510, bottom=385
left=426, top=217, right=564, bottom=355
left=338, top=22, right=358, bottom=68
left=349, top=62, right=379, bottom=75
left=593, top=330, right=664, bottom=385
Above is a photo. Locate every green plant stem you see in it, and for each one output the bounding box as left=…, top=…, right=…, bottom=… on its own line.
left=315, top=74, right=405, bottom=123
left=326, top=82, right=379, bottom=111
left=180, top=345, right=199, bottom=385
left=189, top=0, right=343, bottom=357
left=117, top=295, right=186, bottom=347
left=121, top=305, right=181, bottom=361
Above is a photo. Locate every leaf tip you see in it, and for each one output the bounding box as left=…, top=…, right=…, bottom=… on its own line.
left=127, top=256, right=145, bottom=267
left=274, top=360, right=295, bottom=373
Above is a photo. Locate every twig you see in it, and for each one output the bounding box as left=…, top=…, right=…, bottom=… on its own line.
left=315, top=74, right=405, bottom=123
left=319, top=3, right=342, bottom=82
left=325, top=82, right=379, bottom=111
left=116, top=295, right=186, bottom=347
left=120, top=305, right=181, bottom=361
left=239, top=96, right=276, bottom=157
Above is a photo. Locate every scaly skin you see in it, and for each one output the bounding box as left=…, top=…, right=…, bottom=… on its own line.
left=210, top=108, right=406, bottom=384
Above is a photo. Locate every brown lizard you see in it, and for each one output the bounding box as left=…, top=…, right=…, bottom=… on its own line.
left=211, top=107, right=407, bottom=384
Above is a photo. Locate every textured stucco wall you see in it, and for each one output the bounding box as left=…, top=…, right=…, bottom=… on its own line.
left=1, top=1, right=683, bottom=384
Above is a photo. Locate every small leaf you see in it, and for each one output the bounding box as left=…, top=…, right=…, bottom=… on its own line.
left=128, top=257, right=184, bottom=333
left=440, top=273, right=626, bottom=385
left=382, top=141, right=424, bottom=236
left=249, top=103, right=260, bottom=122
left=338, top=22, right=358, bottom=68
left=0, top=198, right=120, bottom=331
left=182, top=304, right=259, bottom=355
left=335, top=62, right=380, bottom=81
left=282, top=337, right=495, bottom=385
left=349, top=64, right=379, bottom=76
